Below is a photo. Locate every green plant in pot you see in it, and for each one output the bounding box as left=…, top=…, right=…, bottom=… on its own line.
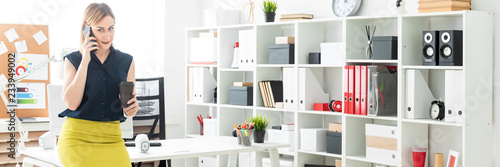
left=249, top=115, right=270, bottom=143
left=262, top=0, right=277, bottom=22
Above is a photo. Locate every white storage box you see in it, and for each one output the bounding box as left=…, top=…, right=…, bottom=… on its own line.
left=320, top=42, right=345, bottom=66
left=300, top=128, right=328, bottom=152
left=204, top=9, right=240, bottom=27
left=262, top=157, right=294, bottom=167
left=190, top=38, right=217, bottom=64
left=203, top=119, right=217, bottom=137
left=365, top=124, right=399, bottom=163
left=268, top=129, right=294, bottom=152
left=199, top=156, right=217, bottom=167
left=281, top=124, right=294, bottom=131
left=238, top=152, right=256, bottom=167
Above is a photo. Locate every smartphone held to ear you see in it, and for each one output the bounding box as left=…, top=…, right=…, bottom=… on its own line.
left=120, top=82, right=135, bottom=108
left=82, top=26, right=97, bottom=48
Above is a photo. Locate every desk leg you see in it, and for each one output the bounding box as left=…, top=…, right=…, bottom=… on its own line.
left=268, top=148, right=280, bottom=167
left=227, top=153, right=237, bottom=167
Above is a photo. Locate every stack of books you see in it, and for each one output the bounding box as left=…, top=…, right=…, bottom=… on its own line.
left=280, top=14, right=313, bottom=22
left=418, top=0, right=471, bottom=13
left=258, top=80, right=283, bottom=108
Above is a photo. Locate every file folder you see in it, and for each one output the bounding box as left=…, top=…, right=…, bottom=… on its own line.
left=445, top=70, right=455, bottom=123
left=198, top=67, right=217, bottom=103
left=367, top=66, right=398, bottom=116
left=454, top=70, right=464, bottom=123
left=355, top=66, right=361, bottom=115
left=405, top=69, right=435, bottom=119
left=343, top=66, right=349, bottom=114
left=299, top=68, right=329, bottom=110
left=348, top=66, right=355, bottom=115
left=283, top=68, right=297, bottom=110
left=360, top=66, right=367, bottom=115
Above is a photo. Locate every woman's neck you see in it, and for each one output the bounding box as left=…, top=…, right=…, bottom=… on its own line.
left=94, top=48, right=110, bottom=58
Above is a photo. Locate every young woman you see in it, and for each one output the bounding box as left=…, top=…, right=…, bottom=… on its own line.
left=57, top=3, right=138, bottom=166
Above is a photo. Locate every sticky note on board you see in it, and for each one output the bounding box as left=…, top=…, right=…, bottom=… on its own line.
left=15, top=40, right=28, bottom=53
left=4, top=28, right=19, bottom=42
left=0, top=41, right=7, bottom=55
left=33, top=30, right=47, bottom=45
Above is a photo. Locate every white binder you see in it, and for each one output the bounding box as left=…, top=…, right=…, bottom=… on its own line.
left=298, top=68, right=329, bottom=110
left=454, top=70, right=464, bottom=123
left=283, top=68, right=297, bottom=110
left=444, top=70, right=455, bottom=123
left=405, top=69, right=435, bottom=119
left=238, top=30, right=255, bottom=69
left=197, top=67, right=217, bottom=103
left=193, top=67, right=200, bottom=102
left=188, top=67, right=194, bottom=102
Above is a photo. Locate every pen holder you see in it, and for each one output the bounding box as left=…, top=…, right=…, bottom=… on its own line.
left=200, top=123, right=204, bottom=136
left=237, top=130, right=253, bottom=146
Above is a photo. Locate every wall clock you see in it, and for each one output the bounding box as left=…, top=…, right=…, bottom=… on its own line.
left=332, top=0, right=362, bottom=17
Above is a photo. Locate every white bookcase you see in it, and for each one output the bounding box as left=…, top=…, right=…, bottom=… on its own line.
left=185, top=11, right=493, bottom=167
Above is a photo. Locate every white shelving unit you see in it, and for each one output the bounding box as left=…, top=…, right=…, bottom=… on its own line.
left=185, top=11, right=493, bottom=167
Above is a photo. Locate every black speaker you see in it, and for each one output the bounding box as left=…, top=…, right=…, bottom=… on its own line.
left=439, top=30, right=463, bottom=66
left=422, top=31, right=439, bottom=66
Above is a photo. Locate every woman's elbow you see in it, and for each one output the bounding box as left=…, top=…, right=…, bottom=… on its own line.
left=63, top=97, right=80, bottom=111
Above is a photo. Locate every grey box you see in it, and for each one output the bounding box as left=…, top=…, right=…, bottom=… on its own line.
left=309, top=52, right=321, bottom=64
left=372, top=36, right=397, bottom=60
left=229, top=86, right=253, bottom=106
left=326, top=131, right=342, bottom=155
left=269, top=44, right=294, bottom=64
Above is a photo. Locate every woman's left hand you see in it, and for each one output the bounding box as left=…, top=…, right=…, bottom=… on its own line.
left=124, top=92, right=138, bottom=117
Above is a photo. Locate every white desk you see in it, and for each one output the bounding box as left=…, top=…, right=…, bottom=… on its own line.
left=20, top=136, right=288, bottom=167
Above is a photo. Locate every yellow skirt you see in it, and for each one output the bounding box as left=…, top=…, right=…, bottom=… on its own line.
left=57, top=117, right=131, bottom=167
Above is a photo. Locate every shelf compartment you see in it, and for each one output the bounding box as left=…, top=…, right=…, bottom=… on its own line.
left=219, top=108, right=253, bottom=137
left=185, top=105, right=215, bottom=136
left=219, top=71, right=254, bottom=106
left=219, top=26, right=254, bottom=69
left=345, top=17, right=398, bottom=60
left=296, top=19, right=344, bottom=65
left=346, top=59, right=398, bottom=64
left=297, top=151, right=341, bottom=167
left=345, top=155, right=398, bottom=167
left=256, top=23, right=295, bottom=65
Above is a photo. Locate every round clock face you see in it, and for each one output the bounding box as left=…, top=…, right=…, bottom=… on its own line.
left=332, top=0, right=362, bottom=17
left=430, top=103, right=440, bottom=119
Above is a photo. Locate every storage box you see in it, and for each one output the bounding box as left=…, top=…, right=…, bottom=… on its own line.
left=309, top=52, right=321, bottom=64
left=269, top=44, right=294, bottom=64
left=203, top=119, right=217, bottom=137
left=190, top=38, right=217, bottom=64
left=365, top=124, right=399, bottom=163
left=275, top=36, right=295, bottom=44
left=314, top=103, right=329, bottom=111
left=262, top=157, right=294, bottom=167
left=328, top=123, right=342, bottom=132
left=300, top=128, right=328, bottom=152
left=199, top=156, right=217, bottom=167
left=268, top=129, right=294, bottom=152
left=320, top=42, right=344, bottom=66
left=204, top=9, right=240, bottom=27
left=335, top=160, right=342, bottom=167
left=326, top=131, right=342, bottom=154
left=372, top=36, right=398, bottom=60
left=281, top=124, right=294, bottom=131
left=229, top=86, right=253, bottom=106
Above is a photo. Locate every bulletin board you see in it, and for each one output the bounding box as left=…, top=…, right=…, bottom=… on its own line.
left=0, top=24, right=50, bottom=118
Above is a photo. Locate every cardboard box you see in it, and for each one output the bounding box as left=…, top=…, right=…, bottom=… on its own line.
left=335, top=160, right=342, bottom=167
left=268, top=129, right=295, bottom=152
left=275, top=36, right=295, bottom=44
left=365, top=124, right=398, bottom=163
left=229, top=86, right=253, bottom=106
left=262, top=157, right=294, bottom=167
left=300, top=128, right=328, bottom=152
left=204, top=9, right=240, bottom=27
left=198, top=156, right=217, bottom=167
left=328, top=123, right=342, bottom=132
left=203, top=119, right=217, bottom=137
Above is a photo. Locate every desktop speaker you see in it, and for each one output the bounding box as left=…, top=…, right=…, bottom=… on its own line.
left=439, top=30, right=463, bottom=66
left=422, top=31, right=439, bottom=66
left=135, top=134, right=150, bottom=153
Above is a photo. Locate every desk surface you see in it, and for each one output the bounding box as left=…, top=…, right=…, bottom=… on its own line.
left=20, top=136, right=288, bottom=166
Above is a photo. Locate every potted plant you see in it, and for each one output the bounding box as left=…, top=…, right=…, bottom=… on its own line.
left=262, top=0, right=277, bottom=22
left=249, top=115, right=270, bottom=143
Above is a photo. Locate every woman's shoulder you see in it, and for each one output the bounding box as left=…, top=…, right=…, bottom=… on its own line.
left=64, top=51, right=82, bottom=61
left=113, top=49, right=133, bottom=60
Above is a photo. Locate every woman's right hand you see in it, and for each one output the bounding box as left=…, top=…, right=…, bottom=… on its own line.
left=80, top=30, right=98, bottom=64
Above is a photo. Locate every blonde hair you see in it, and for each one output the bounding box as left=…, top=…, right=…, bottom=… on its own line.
left=80, top=3, right=115, bottom=44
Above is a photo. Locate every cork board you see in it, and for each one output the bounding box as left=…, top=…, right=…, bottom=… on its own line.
left=0, top=24, right=50, bottom=118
